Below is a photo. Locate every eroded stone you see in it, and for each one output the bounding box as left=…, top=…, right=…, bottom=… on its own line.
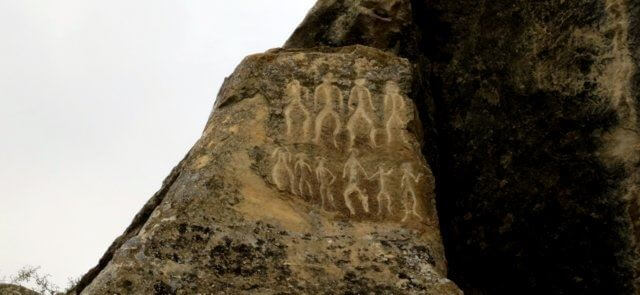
left=76, top=46, right=461, bottom=295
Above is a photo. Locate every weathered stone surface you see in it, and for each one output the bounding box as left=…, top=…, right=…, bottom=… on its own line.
left=412, top=0, right=640, bottom=293
left=286, top=0, right=640, bottom=293
left=74, top=46, right=461, bottom=294
left=285, top=0, right=420, bottom=59
left=0, top=284, right=39, bottom=295
left=74, top=0, right=640, bottom=293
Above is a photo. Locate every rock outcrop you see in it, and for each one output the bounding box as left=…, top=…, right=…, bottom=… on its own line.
left=73, top=0, right=640, bottom=294
left=72, top=46, right=461, bottom=294
left=286, top=0, right=640, bottom=293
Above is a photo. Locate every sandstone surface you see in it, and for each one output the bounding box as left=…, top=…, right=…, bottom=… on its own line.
left=74, top=46, right=461, bottom=294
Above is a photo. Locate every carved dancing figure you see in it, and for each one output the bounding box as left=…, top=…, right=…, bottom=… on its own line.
left=346, top=78, right=376, bottom=150
left=294, top=153, right=314, bottom=199
left=315, top=157, right=336, bottom=209
left=400, top=162, right=423, bottom=222
left=383, top=81, right=411, bottom=147
left=271, top=147, right=295, bottom=193
left=314, top=74, right=344, bottom=147
left=342, top=151, right=370, bottom=215
left=284, top=80, right=311, bottom=141
left=368, top=166, right=395, bottom=215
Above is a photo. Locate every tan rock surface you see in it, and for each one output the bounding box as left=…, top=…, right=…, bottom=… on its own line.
left=75, top=46, right=461, bottom=294
left=72, top=0, right=640, bottom=293
left=0, top=284, right=39, bottom=295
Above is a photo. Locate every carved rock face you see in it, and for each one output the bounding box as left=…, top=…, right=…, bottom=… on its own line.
left=77, top=46, right=461, bottom=294
left=254, top=51, right=430, bottom=224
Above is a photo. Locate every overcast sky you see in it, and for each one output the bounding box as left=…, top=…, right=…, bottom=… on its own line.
left=0, top=0, right=316, bottom=288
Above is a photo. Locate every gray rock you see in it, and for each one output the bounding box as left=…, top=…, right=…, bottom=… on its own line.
left=285, top=0, right=419, bottom=59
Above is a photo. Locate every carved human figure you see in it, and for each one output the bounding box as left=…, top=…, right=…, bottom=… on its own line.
left=315, top=157, right=336, bottom=209
left=314, top=74, right=343, bottom=147
left=271, top=147, right=295, bottom=193
left=400, top=162, right=423, bottom=222
left=294, top=153, right=314, bottom=199
left=368, top=166, right=394, bottom=215
left=284, top=80, right=311, bottom=141
left=383, top=81, right=410, bottom=146
left=346, top=78, right=376, bottom=150
left=342, top=151, right=370, bottom=215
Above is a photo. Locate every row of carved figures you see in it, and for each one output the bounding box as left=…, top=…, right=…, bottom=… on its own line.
left=271, top=147, right=424, bottom=222
left=284, top=75, right=411, bottom=150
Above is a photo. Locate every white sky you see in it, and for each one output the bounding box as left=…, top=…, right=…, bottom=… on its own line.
left=0, top=0, right=316, bottom=288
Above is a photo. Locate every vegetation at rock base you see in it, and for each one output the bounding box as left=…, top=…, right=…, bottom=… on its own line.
left=1, top=266, right=78, bottom=295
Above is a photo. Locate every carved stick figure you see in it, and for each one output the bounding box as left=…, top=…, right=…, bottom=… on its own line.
left=294, top=153, right=314, bottom=199
left=346, top=78, right=376, bottom=150
left=271, top=147, right=295, bottom=193
left=400, top=163, right=423, bottom=222
left=285, top=80, right=311, bottom=141
left=315, top=157, right=336, bottom=209
left=383, top=81, right=410, bottom=147
left=342, top=151, right=370, bottom=215
left=314, top=74, right=343, bottom=147
left=368, top=166, right=394, bottom=215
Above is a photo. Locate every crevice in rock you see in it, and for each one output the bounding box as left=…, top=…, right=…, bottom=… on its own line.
left=407, top=0, right=465, bottom=291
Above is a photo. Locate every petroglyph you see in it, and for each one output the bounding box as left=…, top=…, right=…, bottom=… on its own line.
left=280, top=77, right=414, bottom=150
left=368, top=166, right=395, bottom=215
left=400, top=162, right=423, bottom=222
left=265, top=75, right=431, bottom=223
left=284, top=80, right=312, bottom=141
left=294, top=153, right=315, bottom=199
left=383, top=81, right=411, bottom=147
left=342, top=151, right=370, bottom=215
left=271, top=147, right=295, bottom=193
left=346, top=78, right=377, bottom=150
left=314, top=74, right=343, bottom=147
left=315, top=157, right=336, bottom=209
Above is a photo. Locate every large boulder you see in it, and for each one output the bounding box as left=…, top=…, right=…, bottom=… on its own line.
left=73, top=46, right=461, bottom=294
